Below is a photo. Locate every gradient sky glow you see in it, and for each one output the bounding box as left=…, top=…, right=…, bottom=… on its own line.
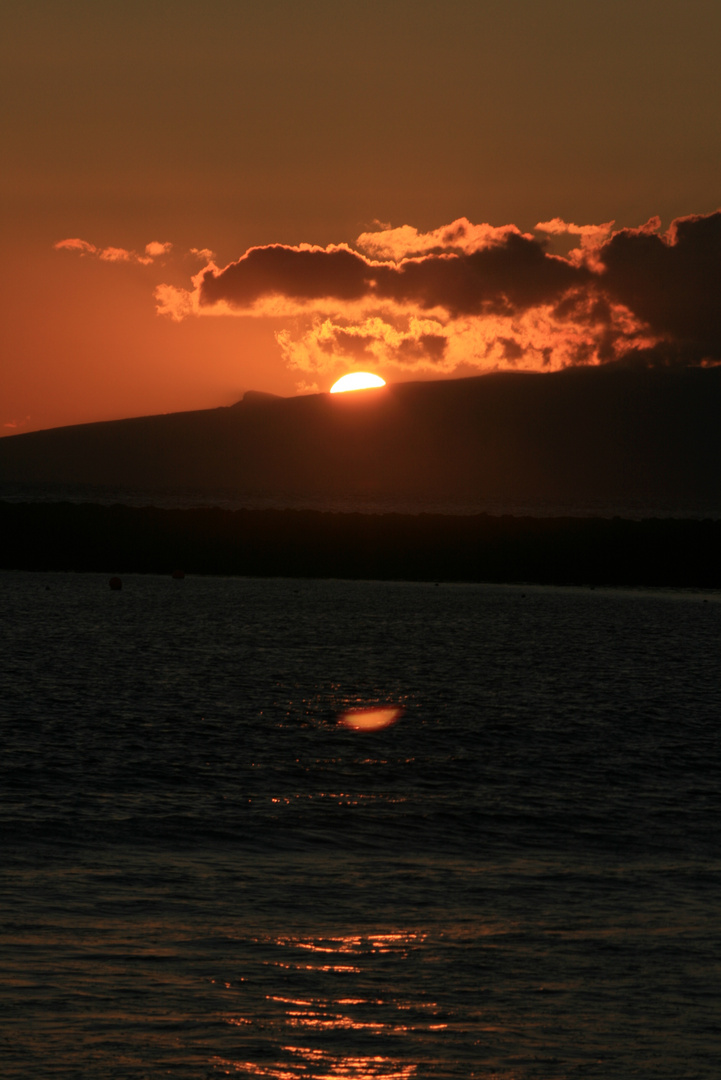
left=3, top=0, right=721, bottom=433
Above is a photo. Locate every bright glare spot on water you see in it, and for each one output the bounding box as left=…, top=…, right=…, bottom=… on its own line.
left=339, top=706, right=402, bottom=731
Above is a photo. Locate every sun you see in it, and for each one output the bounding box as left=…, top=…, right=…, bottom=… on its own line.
left=330, top=372, right=386, bottom=393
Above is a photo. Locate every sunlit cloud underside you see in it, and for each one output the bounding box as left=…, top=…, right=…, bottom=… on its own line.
left=58, top=210, right=721, bottom=383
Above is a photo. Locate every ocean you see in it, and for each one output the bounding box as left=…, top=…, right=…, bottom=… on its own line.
left=1, top=571, right=720, bottom=1078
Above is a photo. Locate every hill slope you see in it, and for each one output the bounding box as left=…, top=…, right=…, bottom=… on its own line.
left=1, top=368, right=720, bottom=508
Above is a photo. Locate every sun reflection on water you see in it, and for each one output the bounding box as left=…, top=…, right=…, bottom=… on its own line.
left=338, top=706, right=403, bottom=731
left=217, top=1048, right=417, bottom=1079
left=218, top=931, right=432, bottom=1078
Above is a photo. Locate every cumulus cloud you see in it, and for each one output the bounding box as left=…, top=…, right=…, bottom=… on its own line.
left=534, top=218, right=615, bottom=268
left=154, top=282, right=198, bottom=321
left=194, top=232, right=582, bottom=319
left=276, top=316, right=451, bottom=374
left=275, top=296, right=655, bottom=377
left=144, top=241, right=173, bottom=259
left=55, top=238, right=173, bottom=265
left=355, top=217, right=532, bottom=258
left=188, top=210, right=721, bottom=375
left=98, top=246, right=135, bottom=263
left=62, top=211, right=721, bottom=379
left=599, top=212, right=721, bottom=361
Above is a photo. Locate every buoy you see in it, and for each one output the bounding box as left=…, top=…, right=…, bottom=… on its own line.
left=171, top=569, right=185, bottom=580
left=109, top=576, right=122, bottom=590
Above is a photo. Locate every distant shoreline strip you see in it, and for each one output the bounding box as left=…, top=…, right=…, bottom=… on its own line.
left=2, top=501, right=720, bottom=587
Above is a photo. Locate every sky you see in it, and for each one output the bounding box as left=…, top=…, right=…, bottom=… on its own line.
left=3, top=0, right=721, bottom=434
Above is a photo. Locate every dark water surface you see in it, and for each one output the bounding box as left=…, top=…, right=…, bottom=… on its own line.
left=1, top=572, right=720, bottom=1078
left=3, top=480, right=721, bottom=519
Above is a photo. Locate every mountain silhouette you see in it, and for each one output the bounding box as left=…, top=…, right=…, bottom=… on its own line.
left=2, top=367, right=720, bottom=509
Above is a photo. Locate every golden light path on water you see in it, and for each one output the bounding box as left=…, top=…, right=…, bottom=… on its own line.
left=216, top=700, right=412, bottom=1077
left=218, top=932, right=432, bottom=1079
left=220, top=1054, right=416, bottom=1079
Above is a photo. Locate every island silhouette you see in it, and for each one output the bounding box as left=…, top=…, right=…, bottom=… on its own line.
left=2, top=367, right=720, bottom=585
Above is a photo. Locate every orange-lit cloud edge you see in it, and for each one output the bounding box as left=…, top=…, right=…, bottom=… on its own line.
left=54, top=237, right=176, bottom=266
left=56, top=211, right=721, bottom=383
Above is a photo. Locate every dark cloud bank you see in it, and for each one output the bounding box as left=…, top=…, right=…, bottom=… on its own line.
left=200, top=231, right=579, bottom=316
left=196, top=210, right=721, bottom=370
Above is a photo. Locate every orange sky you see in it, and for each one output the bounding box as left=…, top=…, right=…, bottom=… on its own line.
left=3, top=0, right=721, bottom=434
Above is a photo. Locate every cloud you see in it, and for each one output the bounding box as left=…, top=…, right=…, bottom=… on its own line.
left=534, top=217, right=615, bottom=268
left=3, top=415, right=31, bottom=431
left=599, top=212, right=721, bottom=361
left=199, top=243, right=375, bottom=310
left=276, top=316, right=452, bottom=374
left=98, top=246, right=135, bottom=263
left=144, top=241, right=173, bottom=259
left=54, top=238, right=98, bottom=255
left=535, top=218, right=614, bottom=239
left=194, top=232, right=583, bottom=319
left=154, top=282, right=198, bottom=321
left=189, top=247, right=216, bottom=261
left=161, top=223, right=641, bottom=374
left=213, top=211, right=721, bottom=373
left=355, top=217, right=532, bottom=258
left=55, top=238, right=173, bottom=265
left=64, top=211, right=721, bottom=379
left=275, top=296, right=655, bottom=378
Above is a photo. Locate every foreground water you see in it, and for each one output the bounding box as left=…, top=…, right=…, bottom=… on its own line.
left=1, top=572, right=720, bottom=1078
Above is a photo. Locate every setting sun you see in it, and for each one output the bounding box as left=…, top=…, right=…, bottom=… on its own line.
left=330, top=372, right=386, bottom=394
